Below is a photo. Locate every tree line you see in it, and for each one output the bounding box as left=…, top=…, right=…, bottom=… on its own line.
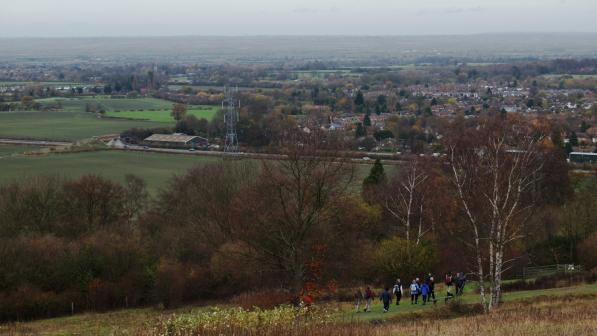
left=0, top=117, right=595, bottom=320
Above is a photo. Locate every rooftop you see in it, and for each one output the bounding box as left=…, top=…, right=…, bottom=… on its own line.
left=144, top=134, right=201, bottom=143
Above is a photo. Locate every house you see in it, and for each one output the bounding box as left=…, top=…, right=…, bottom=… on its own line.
left=143, top=134, right=208, bottom=148
left=503, top=106, right=519, bottom=113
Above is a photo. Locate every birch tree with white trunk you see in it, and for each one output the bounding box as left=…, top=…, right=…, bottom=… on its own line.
left=447, top=118, right=544, bottom=312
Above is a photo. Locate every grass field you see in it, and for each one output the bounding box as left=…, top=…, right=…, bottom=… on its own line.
left=105, top=105, right=218, bottom=122
left=338, top=282, right=597, bottom=322
left=40, top=97, right=176, bottom=112
left=0, top=150, right=220, bottom=193
left=44, top=97, right=218, bottom=121
left=0, top=97, right=220, bottom=140
left=0, top=149, right=386, bottom=194
left=0, top=144, right=39, bottom=157
left=541, top=74, right=597, bottom=79
left=0, top=81, right=82, bottom=87
left=0, top=111, right=170, bottom=141
left=2, top=283, right=595, bottom=336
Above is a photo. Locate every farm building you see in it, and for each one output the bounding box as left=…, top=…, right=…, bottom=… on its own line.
left=143, top=134, right=208, bottom=148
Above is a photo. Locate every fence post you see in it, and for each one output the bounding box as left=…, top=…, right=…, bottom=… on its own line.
left=71, top=302, right=74, bottom=315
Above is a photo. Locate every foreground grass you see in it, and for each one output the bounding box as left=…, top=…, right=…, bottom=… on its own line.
left=2, top=283, right=596, bottom=336
left=338, top=282, right=597, bottom=322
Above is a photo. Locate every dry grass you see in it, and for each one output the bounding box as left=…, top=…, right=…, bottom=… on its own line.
left=133, top=295, right=597, bottom=336
left=383, top=295, right=597, bottom=336
left=2, top=290, right=596, bottom=336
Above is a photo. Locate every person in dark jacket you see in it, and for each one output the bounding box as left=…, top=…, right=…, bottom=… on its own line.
left=456, top=272, right=467, bottom=296
left=427, top=275, right=437, bottom=304
left=380, top=287, right=392, bottom=313
left=445, top=272, right=455, bottom=303
left=393, top=279, right=403, bottom=305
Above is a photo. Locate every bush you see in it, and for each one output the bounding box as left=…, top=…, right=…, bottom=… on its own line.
left=502, top=272, right=597, bottom=292
left=154, top=258, right=187, bottom=309
left=445, top=299, right=484, bottom=316
left=374, top=237, right=437, bottom=284
left=229, top=290, right=293, bottom=310
left=579, top=233, right=597, bottom=270
left=153, top=305, right=333, bottom=336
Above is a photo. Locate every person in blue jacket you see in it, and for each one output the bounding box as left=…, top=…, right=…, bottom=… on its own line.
left=421, top=282, right=430, bottom=305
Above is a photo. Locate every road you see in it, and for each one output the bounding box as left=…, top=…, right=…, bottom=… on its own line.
left=120, top=144, right=410, bottom=165
left=0, top=137, right=410, bottom=165
left=0, top=138, right=72, bottom=146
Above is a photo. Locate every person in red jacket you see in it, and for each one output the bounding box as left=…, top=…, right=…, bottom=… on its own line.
left=364, top=286, right=375, bottom=312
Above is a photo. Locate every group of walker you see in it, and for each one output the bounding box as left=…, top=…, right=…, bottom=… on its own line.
left=354, top=271, right=467, bottom=313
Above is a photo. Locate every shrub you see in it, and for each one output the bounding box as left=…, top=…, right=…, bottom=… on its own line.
left=578, top=233, right=597, bottom=270
left=154, top=258, right=187, bottom=309
left=153, top=305, right=333, bottom=336
left=229, top=290, right=293, bottom=310
left=374, top=236, right=437, bottom=284
left=502, top=272, right=596, bottom=292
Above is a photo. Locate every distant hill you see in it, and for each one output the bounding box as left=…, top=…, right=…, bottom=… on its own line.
left=2, top=33, right=597, bottom=64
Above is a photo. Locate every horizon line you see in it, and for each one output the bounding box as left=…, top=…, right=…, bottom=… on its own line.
left=2, top=32, right=597, bottom=39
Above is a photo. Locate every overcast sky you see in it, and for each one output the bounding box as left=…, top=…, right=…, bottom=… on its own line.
left=2, top=0, right=597, bottom=37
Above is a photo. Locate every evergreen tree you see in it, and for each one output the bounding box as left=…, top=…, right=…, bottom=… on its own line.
left=363, top=158, right=386, bottom=186
left=355, top=123, right=367, bottom=138
left=354, top=90, right=364, bottom=106
left=569, top=131, right=579, bottom=147
left=565, top=142, right=573, bottom=155
left=364, top=113, right=372, bottom=127
left=376, top=95, right=387, bottom=114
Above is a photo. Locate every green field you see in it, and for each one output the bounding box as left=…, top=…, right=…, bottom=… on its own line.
left=0, top=144, right=39, bottom=157
left=0, top=81, right=83, bottom=87
left=0, top=150, right=220, bottom=193
left=0, top=111, right=170, bottom=140
left=105, top=105, right=218, bottom=122
left=339, top=282, right=597, bottom=322
left=40, top=97, right=177, bottom=112
left=0, top=97, right=218, bottom=140
left=541, top=74, right=597, bottom=79
left=46, top=97, right=218, bottom=122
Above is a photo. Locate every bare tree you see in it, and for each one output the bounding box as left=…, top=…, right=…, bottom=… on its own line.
left=233, top=131, right=355, bottom=295
left=447, top=117, right=544, bottom=312
left=384, top=160, right=429, bottom=245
